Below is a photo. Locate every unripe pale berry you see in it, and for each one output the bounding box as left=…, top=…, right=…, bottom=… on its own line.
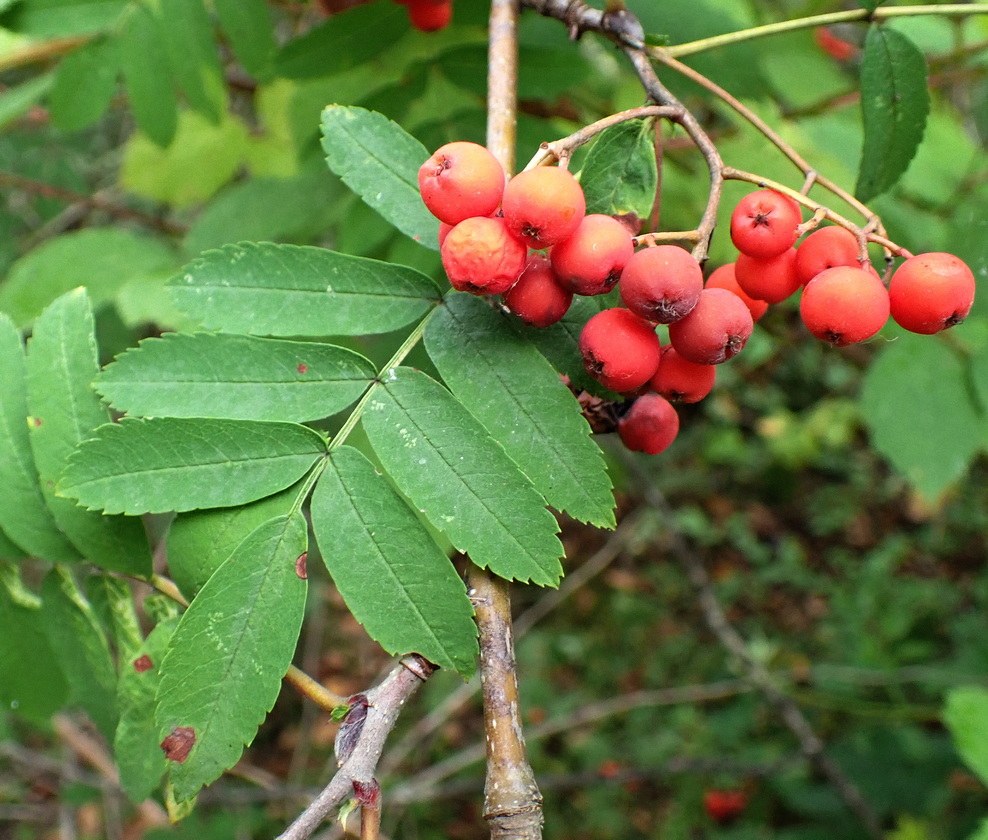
left=735, top=247, right=800, bottom=304
left=502, top=166, right=585, bottom=249
left=550, top=214, right=634, bottom=296
left=441, top=216, right=527, bottom=295
left=705, top=263, right=769, bottom=321
left=650, top=345, right=716, bottom=403
left=730, top=189, right=801, bottom=259
left=888, top=252, right=976, bottom=334
left=503, top=253, right=573, bottom=328
left=668, top=288, right=754, bottom=364
left=619, top=245, right=704, bottom=324
left=795, top=225, right=861, bottom=286
left=799, top=266, right=889, bottom=346
left=419, top=141, right=505, bottom=226
left=578, top=307, right=661, bottom=393
left=618, top=393, right=680, bottom=455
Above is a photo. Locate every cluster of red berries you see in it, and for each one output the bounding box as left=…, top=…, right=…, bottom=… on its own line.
left=391, top=0, right=452, bottom=32
left=417, top=142, right=977, bottom=458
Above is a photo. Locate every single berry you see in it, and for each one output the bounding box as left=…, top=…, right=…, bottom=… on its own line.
left=650, top=345, right=716, bottom=403
left=730, top=189, right=801, bottom=259
left=438, top=221, right=454, bottom=248
left=705, top=263, right=769, bottom=321
left=441, top=216, right=527, bottom=295
left=502, top=166, right=585, bottom=249
left=619, top=245, right=704, bottom=324
left=418, top=141, right=504, bottom=226
left=504, top=253, right=573, bottom=328
left=799, top=265, right=889, bottom=346
left=735, top=247, right=800, bottom=304
left=550, top=214, right=634, bottom=296
left=617, top=393, right=680, bottom=455
left=795, top=225, right=861, bottom=286
left=578, top=307, right=661, bottom=393
left=704, top=789, right=749, bottom=824
left=668, top=288, right=754, bottom=364
left=407, top=0, right=453, bottom=31
left=889, top=252, right=976, bottom=334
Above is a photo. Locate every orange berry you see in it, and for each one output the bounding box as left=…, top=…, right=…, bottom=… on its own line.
left=650, top=345, right=716, bottom=403
left=550, top=214, right=634, bottom=296
left=504, top=253, right=573, bottom=328
left=440, top=216, right=526, bottom=296
left=799, top=266, right=889, bottom=345
left=668, top=288, right=754, bottom=365
left=502, top=166, right=585, bottom=249
left=795, top=225, right=861, bottom=286
left=889, top=252, right=976, bottom=334
left=578, top=307, right=661, bottom=393
left=735, top=247, right=800, bottom=304
left=618, top=393, right=680, bottom=455
left=419, top=141, right=505, bottom=226
left=705, top=263, right=769, bottom=321
left=730, top=189, right=801, bottom=259
left=619, top=245, right=704, bottom=324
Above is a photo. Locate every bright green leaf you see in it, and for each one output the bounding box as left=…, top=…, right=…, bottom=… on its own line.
left=118, top=3, right=177, bottom=147
left=0, top=528, right=25, bottom=559
left=518, top=295, right=604, bottom=394
left=157, top=513, right=308, bottom=801
left=87, top=574, right=143, bottom=661
left=5, top=0, right=126, bottom=36
left=312, top=446, right=478, bottom=676
left=943, top=686, right=988, bottom=787
left=60, top=417, right=327, bottom=515
left=363, top=367, right=563, bottom=586
left=96, top=333, right=376, bottom=422
left=213, top=0, right=276, bottom=79
left=49, top=36, right=119, bottom=132
left=158, top=0, right=226, bottom=121
left=169, top=242, right=441, bottom=337
left=580, top=118, right=658, bottom=220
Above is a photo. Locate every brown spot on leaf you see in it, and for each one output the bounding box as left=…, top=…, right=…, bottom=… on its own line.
left=297, top=363, right=308, bottom=374
left=160, top=727, right=196, bottom=763
left=295, top=552, right=308, bottom=579
left=29, top=417, right=42, bottom=427
left=133, top=654, right=153, bottom=673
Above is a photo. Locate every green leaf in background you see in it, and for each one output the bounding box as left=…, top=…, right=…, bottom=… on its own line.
left=96, top=333, right=376, bottom=422
left=312, top=445, right=478, bottom=676
left=943, top=686, right=988, bottom=786
left=0, top=529, right=25, bottom=559
left=425, top=294, right=614, bottom=528
left=48, top=36, right=119, bottom=132
left=4, top=0, right=127, bottom=37
left=86, top=573, right=143, bottom=661
left=118, top=2, right=178, bottom=147
left=859, top=336, right=982, bottom=501
left=169, top=242, right=441, bottom=337
left=60, top=417, right=327, bottom=515
left=156, top=513, right=308, bottom=802
left=856, top=0, right=883, bottom=12
left=0, top=72, right=53, bottom=133
left=166, top=484, right=299, bottom=599
left=0, top=313, right=82, bottom=562
left=213, top=0, right=276, bottom=80
left=0, top=228, right=178, bottom=327
left=363, top=367, right=564, bottom=586
left=855, top=24, right=930, bottom=202
left=321, top=105, right=440, bottom=250
left=115, top=617, right=177, bottom=803
left=580, top=118, right=658, bottom=221
left=25, top=290, right=152, bottom=575
left=158, top=0, right=226, bottom=122
left=41, top=566, right=118, bottom=739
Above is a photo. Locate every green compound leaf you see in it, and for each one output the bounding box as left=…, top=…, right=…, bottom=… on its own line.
left=0, top=313, right=82, bottom=562
left=49, top=36, right=120, bottom=132
left=312, top=446, right=478, bottom=677
left=855, top=24, right=930, bottom=202
left=321, top=105, right=440, bottom=250
left=213, top=0, right=276, bottom=79
left=580, top=118, right=658, bottom=221
left=158, top=0, right=226, bottom=122
left=25, top=290, right=151, bottom=575
left=60, top=417, right=326, bottom=515
left=362, top=367, right=563, bottom=586
left=96, top=333, right=376, bottom=422
left=118, top=3, right=178, bottom=147
left=425, top=294, right=614, bottom=528
left=169, top=243, right=442, bottom=337
left=156, top=513, right=308, bottom=802
left=87, top=573, right=144, bottom=661
left=943, top=687, right=988, bottom=787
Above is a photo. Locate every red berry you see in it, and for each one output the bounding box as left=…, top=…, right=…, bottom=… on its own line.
left=440, top=216, right=527, bottom=296
left=502, top=166, right=586, bottom=249
left=795, top=225, right=861, bottom=286
left=438, top=221, right=454, bottom=248
left=619, top=245, right=704, bottom=324
left=705, top=263, right=769, bottom=321
left=578, top=308, right=661, bottom=393
left=668, top=288, right=754, bottom=365
left=889, top=252, right=976, bottom=334
left=418, top=141, right=504, bottom=226
left=407, top=0, right=452, bottom=31
left=550, top=214, right=634, bottom=296
left=735, top=247, right=800, bottom=304
left=618, top=393, right=679, bottom=455
left=730, top=189, right=801, bottom=259
left=650, top=345, right=716, bottom=403
left=704, top=789, right=749, bottom=824
left=799, top=266, right=889, bottom=346
left=504, top=253, right=573, bottom=328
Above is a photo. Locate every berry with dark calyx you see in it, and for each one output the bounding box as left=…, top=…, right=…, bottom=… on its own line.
left=502, top=166, right=586, bottom=249
left=504, top=253, right=573, bottom=328
left=735, top=247, right=800, bottom=304
left=889, top=252, right=976, bottom=334
left=407, top=0, right=453, bottom=31
left=650, top=345, right=716, bottom=403
left=705, top=263, right=769, bottom=321
left=619, top=245, right=704, bottom=324
left=441, top=216, right=527, bottom=296
left=668, top=288, right=754, bottom=365
left=730, top=189, right=801, bottom=259
left=799, top=265, right=889, bottom=346
left=419, top=141, right=504, bottom=226
left=551, top=214, right=634, bottom=296
left=704, top=789, right=749, bottom=824
left=617, top=393, right=680, bottom=455
left=578, top=307, right=661, bottom=393
left=795, top=225, right=861, bottom=286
